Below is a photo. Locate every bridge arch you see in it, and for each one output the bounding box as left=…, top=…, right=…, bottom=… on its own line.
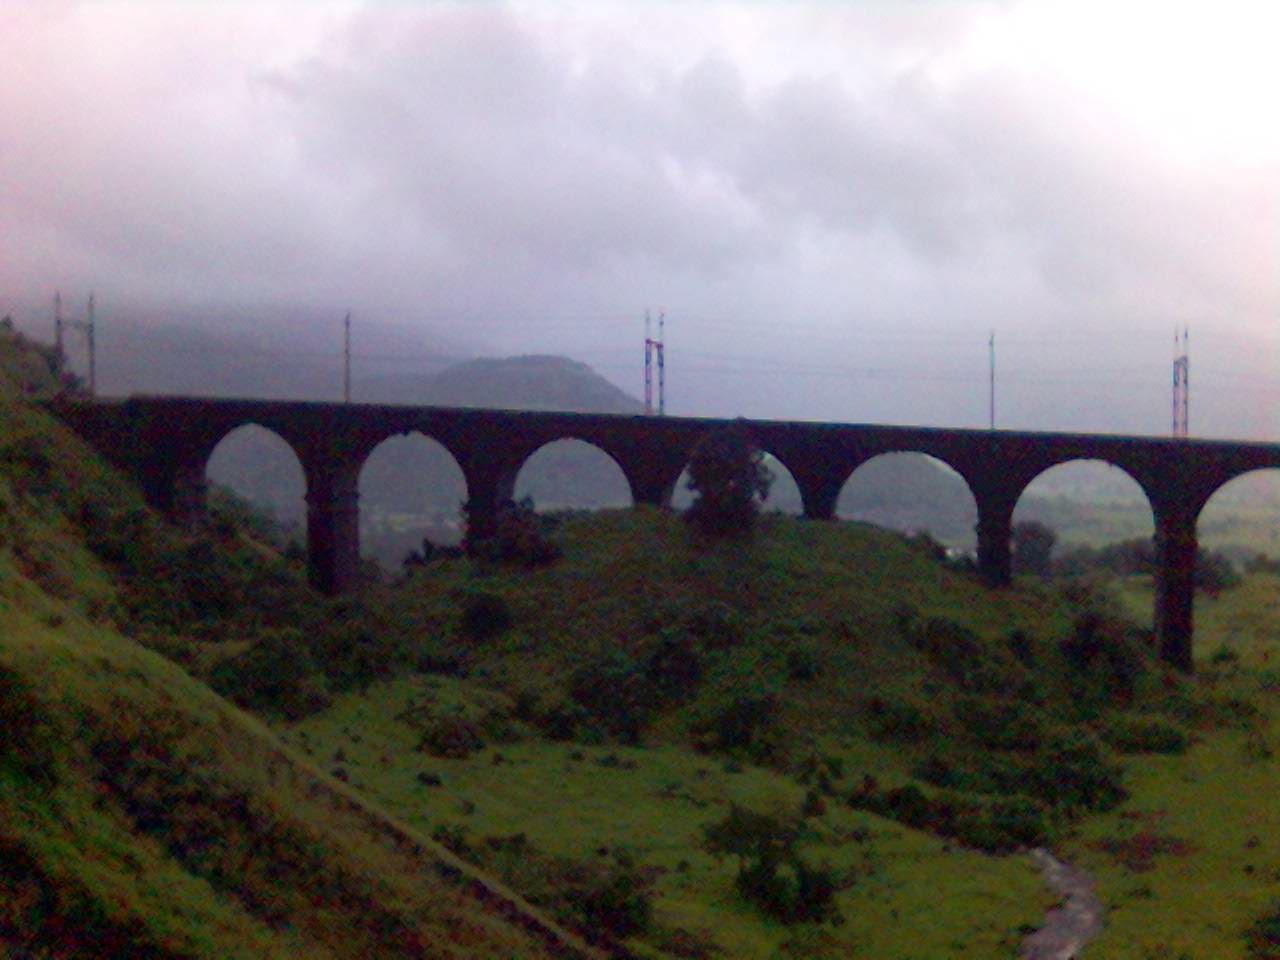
left=201, top=422, right=307, bottom=530
left=1010, top=458, right=1155, bottom=573
left=357, top=431, right=469, bottom=566
left=512, top=437, right=634, bottom=511
left=836, top=451, right=978, bottom=552
left=1195, top=468, right=1280, bottom=562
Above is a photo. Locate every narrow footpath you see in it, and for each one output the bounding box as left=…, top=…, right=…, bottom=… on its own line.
left=1019, top=848, right=1105, bottom=959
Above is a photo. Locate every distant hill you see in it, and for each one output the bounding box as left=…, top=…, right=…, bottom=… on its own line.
left=358, top=354, right=643, bottom=414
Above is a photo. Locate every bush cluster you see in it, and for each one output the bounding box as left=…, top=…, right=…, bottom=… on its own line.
left=565, top=633, right=706, bottom=744
left=1054, top=537, right=1241, bottom=593
left=0, top=664, right=57, bottom=787
left=210, top=599, right=414, bottom=718
left=847, top=778, right=1051, bottom=852
left=463, top=497, right=560, bottom=566
left=703, top=804, right=841, bottom=925
left=864, top=695, right=937, bottom=744
left=459, top=590, right=513, bottom=641
left=904, top=616, right=1027, bottom=694
left=1059, top=613, right=1152, bottom=709
left=431, top=826, right=655, bottom=942
left=914, top=729, right=1126, bottom=813
left=1100, top=715, right=1188, bottom=754
left=1246, top=902, right=1280, bottom=959
left=683, top=423, right=772, bottom=538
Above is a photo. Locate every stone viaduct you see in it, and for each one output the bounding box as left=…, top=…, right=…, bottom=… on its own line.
left=48, top=395, right=1280, bottom=671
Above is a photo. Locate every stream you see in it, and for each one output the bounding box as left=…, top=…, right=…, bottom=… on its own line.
left=1019, top=848, right=1105, bottom=959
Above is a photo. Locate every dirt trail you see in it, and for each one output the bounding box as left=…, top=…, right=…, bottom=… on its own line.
left=1019, top=848, right=1104, bottom=959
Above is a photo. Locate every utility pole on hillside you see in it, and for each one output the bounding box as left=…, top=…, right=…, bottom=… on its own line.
left=53, top=291, right=64, bottom=360
left=56, top=292, right=96, bottom=395
left=86, top=294, right=95, bottom=395
left=343, top=310, right=352, bottom=403
left=1172, top=327, right=1189, bottom=438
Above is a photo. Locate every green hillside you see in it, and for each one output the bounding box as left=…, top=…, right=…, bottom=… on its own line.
left=4, top=323, right=1279, bottom=959
left=0, top=326, right=600, bottom=959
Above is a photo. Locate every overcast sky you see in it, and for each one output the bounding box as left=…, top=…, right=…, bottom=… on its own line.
left=2, top=0, right=1277, bottom=436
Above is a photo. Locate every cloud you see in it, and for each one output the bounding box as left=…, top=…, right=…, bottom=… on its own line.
left=1, top=0, right=1276, bottom=433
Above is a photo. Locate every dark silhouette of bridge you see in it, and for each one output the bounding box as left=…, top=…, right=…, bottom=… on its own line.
left=50, top=395, right=1280, bottom=671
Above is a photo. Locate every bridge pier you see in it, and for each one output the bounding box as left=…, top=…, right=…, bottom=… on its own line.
left=305, top=461, right=360, bottom=595
left=1153, top=504, right=1197, bottom=672
left=459, top=463, right=516, bottom=549
left=791, top=466, right=845, bottom=521
left=170, top=458, right=208, bottom=526
left=975, top=496, right=1013, bottom=587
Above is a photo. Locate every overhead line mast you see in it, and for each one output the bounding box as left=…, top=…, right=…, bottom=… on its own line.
left=988, top=329, right=995, bottom=430
left=53, top=291, right=96, bottom=395
left=1172, top=327, right=1189, bottom=437
left=343, top=310, right=352, bottom=403
left=643, top=310, right=666, bottom=415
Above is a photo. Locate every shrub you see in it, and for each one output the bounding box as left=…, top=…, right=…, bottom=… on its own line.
left=911, top=617, right=1023, bottom=693
left=1246, top=902, right=1280, bottom=959
left=1101, top=715, right=1188, bottom=754
left=1196, top=548, right=1241, bottom=594
left=686, top=600, right=743, bottom=649
left=701, top=693, right=779, bottom=754
left=1210, top=644, right=1240, bottom=666
left=847, top=778, right=1051, bottom=851
left=208, top=628, right=331, bottom=720
left=786, top=646, right=819, bottom=682
left=432, top=827, right=655, bottom=941
left=955, top=697, right=1045, bottom=750
left=865, top=695, right=935, bottom=743
left=310, top=600, right=404, bottom=692
left=571, top=651, right=653, bottom=744
left=684, top=423, right=772, bottom=537
left=0, top=664, right=56, bottom=787
left=951, top=796, right=1050, bottom=851
left=464, top=497, right=560, bottom=566
left=1006, top=629, right=1035, bottom=666
left=459, top=590, right=513, bottom=641
left=644, top=632, right=705, bottom=704
left=1059, top=613, right=1150, bottom=706
left=1022, top=730, right=1126, bottom=811
left=415, top=714, right=485, bottom=759
left=1012, top=521, right=1056, bottom=577
left=703, top=804, right=840, bottom=925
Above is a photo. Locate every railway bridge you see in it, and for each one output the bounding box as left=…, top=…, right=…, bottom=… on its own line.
left=50, top=395, right=1280, bottom=671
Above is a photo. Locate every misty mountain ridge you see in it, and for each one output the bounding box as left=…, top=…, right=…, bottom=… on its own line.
left=357, top=354, right=643, bottom=414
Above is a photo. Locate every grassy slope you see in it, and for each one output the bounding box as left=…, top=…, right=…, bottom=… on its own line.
left=279, top=511, right=1132, bottom=959
left=1057, top=576, right=1280, bottom=959
left=0, top=333, right=596, bottom=959
left=279, top=510, right=1280, bottom=958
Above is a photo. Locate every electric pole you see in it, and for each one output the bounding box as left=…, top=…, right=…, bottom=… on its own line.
left=643, top=309, right=666, bottom=417
left=343, top=311, right=352, bottom=403
left=54, top=292, right=98, bottom=395
left=988, top=330, right=995, bottom=430
left=644, top=310, right=653, bottom=415
left=1172, top=327, right=1189, bottom=437
left=657, top=311, right=666, bottom=416
left=53, top=291, right=63, bottom=360
left=86, top=294, right=95, bottom=395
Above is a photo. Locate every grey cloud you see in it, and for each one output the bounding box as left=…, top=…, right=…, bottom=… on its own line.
left=1, top=2, right=1276, bottom=435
